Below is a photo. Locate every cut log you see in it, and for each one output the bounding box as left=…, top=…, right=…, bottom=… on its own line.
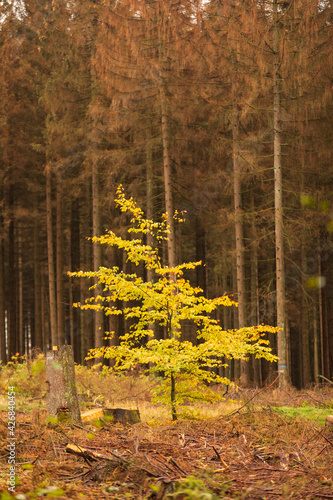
left=66, top=443, right=129, bottom=464
left=104, top=408, right=141, bottom=424
left=46, top=345, right=81, bottom=424
left=81, top=408, right=104, bottom=423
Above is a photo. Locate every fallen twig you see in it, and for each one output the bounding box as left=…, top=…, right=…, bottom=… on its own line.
left=169, top=457, right=187, bottom=476
left=317, top=375, right=333, bottom=385
left=212, top=445, right=229, bottom=468
left=57, top=428, right=92, bottom=467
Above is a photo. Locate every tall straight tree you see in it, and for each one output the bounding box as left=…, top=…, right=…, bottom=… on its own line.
left=272, top=0, right=287, bottom=385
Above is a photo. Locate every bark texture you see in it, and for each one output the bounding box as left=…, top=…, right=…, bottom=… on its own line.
left=46, top=345, right=81, bottom=423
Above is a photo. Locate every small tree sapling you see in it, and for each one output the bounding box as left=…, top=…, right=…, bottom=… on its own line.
left=69, top=186, right=278, bottom=420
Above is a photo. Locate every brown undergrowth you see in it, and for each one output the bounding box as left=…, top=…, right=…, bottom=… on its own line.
left=0, top=395, right=332, bottom=500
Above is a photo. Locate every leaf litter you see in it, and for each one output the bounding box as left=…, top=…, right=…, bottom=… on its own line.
left=0, top=401, right=333, bottom=499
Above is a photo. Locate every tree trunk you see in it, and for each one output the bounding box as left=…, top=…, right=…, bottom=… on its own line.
left=33, top=217, right=42, bottom=350
left=145, top=135, right=156, bottom=345
left=46, top=164, right=58, bottom=347
left=196, top=216, right=207, bottom=298
left=71, top=199, right=81, bottom=362
left=18, top=229, right=24, bottom=355
left=313, top=306, right=319, bottom=383
left=273, top=0, right=288, bottom=386
left=301, top=241, right=310, bottom=387
left=170, top=373, right=177, bottom=421
left=8, top=188, right=16, bottom=358
left=158, top=31, right=176, bottom=269
left=318, top=246, right=324, bottom=379
left=41, top=267, right=46, bottom=350
left=232, top=101, right=248, bottom=385
left=92, top=157, right=103, bottom=357
left=146, top=131, right=155, bottom=285
left=81, top=185, right=93, bottom=363
left=46, top=345, right=81, bottom=424
left=56, top=176, right=64, bottom=346
left=0, top=233, right=6, bottom=364
left=250, top=218, right=261, bottom=386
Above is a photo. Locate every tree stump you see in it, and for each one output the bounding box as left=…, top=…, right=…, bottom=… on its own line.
left=46, top=345, right=81, bottom=424
left=325, top=415, right=333, bottom=434
left=104, top=408, right=141, bottom=424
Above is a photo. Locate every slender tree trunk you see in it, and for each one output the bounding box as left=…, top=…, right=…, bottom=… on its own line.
left=46, top=164, right=58, bottom=347
left=232, top=101, right=248, bottom=385
left=232, top=263, right=240, bottom=380
left=92, top=157, right=103, bottom=357
left=146, top=131, right=155, bottom=284
left=71, top=199, right=81, bottom=361
left=273, top=0, right=287, bottom=386
left=56, top=177, right=64, bottom=346
left=158, top=32, right=176, bottom=269
left=158, top=29, right=178, bottom=414
left=313, top=306, right=319, bottom=383
left=301, top=241, right=310, bottom=386
left=33, top=217, right=42, bottom=350
left=170, top=373, right=177, bottom=421
left=81, top=185, right=93, bottom=363
left=250, top=230, right=261, bottom=386
left=321, top=266, right=330, bottom=379
left=41, top=268, right=46, bottom=351
left=196, top=216, right=207, bottom=298
left=0, top=234, right=6, bottom=364
left=146, top=132, right=156, bottom=347
left=8, top=189, right=16, bottom=358
left=18, top=229, right=23, bottom=355
left=318, top=246, right=324, bottom=379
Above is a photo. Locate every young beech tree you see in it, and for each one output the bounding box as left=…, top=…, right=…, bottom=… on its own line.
left=70, top=186, right=278, bottom=420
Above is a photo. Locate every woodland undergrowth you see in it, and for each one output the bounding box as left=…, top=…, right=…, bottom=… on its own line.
left=0, top=359, right=333, bottom=499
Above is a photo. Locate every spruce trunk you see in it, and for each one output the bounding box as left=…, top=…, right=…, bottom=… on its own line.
left=56, top=177, right=64, bottom=346
left=46, top=164, right=58, bottom=347
left=232, top=102, right=248, bottom=385
left=273, top=0, right=287, bottom=386
left=92, top=158, right=103, bottom=358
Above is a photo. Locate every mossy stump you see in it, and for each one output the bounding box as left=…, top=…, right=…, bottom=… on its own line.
left=46, top=345, right=81, bottom=424
left=104, top=408, right=140, bottom=424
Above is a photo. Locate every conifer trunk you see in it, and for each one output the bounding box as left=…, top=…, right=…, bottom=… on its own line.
left=301, top=240, right=310, bottom=386
left=250, top=204, right=261, bottom=386
left=0, top=233, right=6, bottom=363
left=313, top=307, right=319, bottom=382
left=70, top=199, right=81, bottom=361
left=33, top=217, right=42, bottom=350
left=273, top=0, right=287, bottom=386
left=158, top=21, right=178, bottom=414
left=46, top=164, right=58, bottom=347
left=232, top=102, right=248, bottom=385
left=56, top=177, right=64, bottom=346
left=8, top=187, right=15, bottom=357
left=92, top=157, right=103, bottom=356
left=158, top=26, right=176, bottom=269
left=146, top=132, right=154, bottom=285
left=82, top=183, right=94, bottom=360
left=196, top=216, right=207, bottom=298
left=18, top=229, right=23, bottom=355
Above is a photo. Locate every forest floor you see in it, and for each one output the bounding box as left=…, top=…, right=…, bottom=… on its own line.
left=0, top=364, right=333, bottom=499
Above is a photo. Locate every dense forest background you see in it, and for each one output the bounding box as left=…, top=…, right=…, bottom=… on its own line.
left=0, top=0, right=332, bottom=388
